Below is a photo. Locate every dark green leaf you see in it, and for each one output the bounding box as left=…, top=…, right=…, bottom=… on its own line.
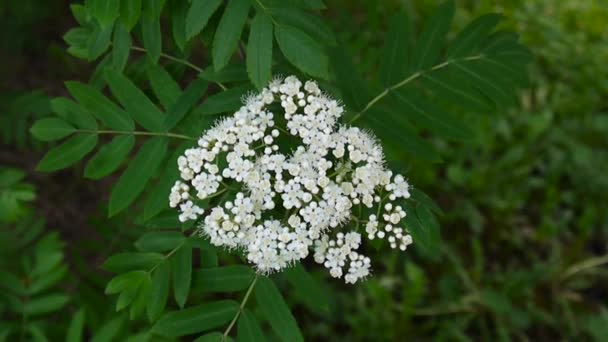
left=247, top=13, right=273, bottom=89
left=147, top=261, right=170, bottom=322
left=194, top=332, right=224, bottom=342
left=66, top=308, right=85, bottom=342
left=171, top=0, right=188, bottom=51
left=93, top=0, right=120, bottom=27
left=330, top=47, right=372, bottom=112
left=283, top=264, right=328, bottom=313
left=22, top=294, right=70, bottom=315
left=105, top=70, right=166, bottom=132
left=129, top=273, right=152, bottom=319
left=199, top=64, right=249, bottom=83
left=186, top=0, right=223, bottom=40
left=275, top=25, right=328, bottom=79
left=102, top=252, right=164, bottom=273
left=255, top=277, right=303, bottom=342
left=152, top=300, right=239, bottom=337
left=50, top=97, right=97, bottom=130
left=87, top=24, right=113, bottom=60
left=36, top=134, right=98, bottom=172
left=120, top=0, right=141, bottom=31
left=172, top=242, right=192, bottom=308
left=163, top=79, right=208, bottom=130
left=212, top=0, right=251, bottom=71
left=192, top=266, right=254, bottom=293
left=421, top=68, right=493, bottom=112
left=410, top=1, right=454, bottom=71
left=448, top=14, right=502, bottom=58
left=106, top=270, right=148, bottom=294
left=30, top=118, right=75, bottom=141
left=135, top=232, right=185, bottom=252
left=108, top=137, right=168, bottom=216
left=147, top=64, right=182, bottom=111
left=379, top=13, right=409, bottom=87
left=270, top=7, right=335, bottom=46
left=66, top=81, right=134, bottom=131
left=197, top=85, right=253, bottom=115
left=237, top=309, right=265, bottom=342
left=112, top=22, right=132, bottom=71
left=90, top=316, right=124, bottom=342
left=84, top=135, right=135, bottom=179
left=142, top=14, right=162, bottom=64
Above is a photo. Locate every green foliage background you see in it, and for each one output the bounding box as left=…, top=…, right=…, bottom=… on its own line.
left=1, top=0, right=607, bottom=341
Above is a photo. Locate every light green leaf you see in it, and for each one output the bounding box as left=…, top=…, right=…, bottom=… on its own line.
left=66, top=308, right=86, bottom=342
left=65, top=81, right=134, bottom=130
left=379, top=13, right=409, bottom=87
left=112, top=22, right=131, bottom=71
left=84, top=135, right=135, bottom=180
left=135, top=232, right=185, bottom=252
left=103, top=252, right=164, bottom=273
left=186, top=0, right=223, bottom=40
left=120, top=0, right=141, bottom=31
left=108, top=137, right=168, bottom=216
left=237, top=309, right=265, bottom=342
left=212, top=0, right=251, bottom=71
left=192, top=266, right=254, bottom=293
left=152, top=300, right=239, bottom=337
left=172, top=242, right=192, bottom=308
left=275, top=25, right=328, bottom=79
left=30, top=118, right=75, bottom=141
left=197, top=85, right=253, bottom=115
left=410, top=0, right=454, bottom=71
left=105, top=70, right=166, bottom=131
left=246, top=13, right=273, bottom=90
left=142, top=14, right=161, bottom=64
left=36, top=134, right=98, bottom=172
left=147, top=64, right=182, bottom=111
left=147, top=261, right=170, bottom=322
left=50, top=97, right=97, bottom=130
left=87, top=23, right=113, bottom=60
left=93, top=0, right=119, bottom=27
left=448, top=14, right=502, bottom=58
left=255, top=277, right=303, bottom=342
left=163, top=79, right=208, bottom=130
left=283, top=263, right=328, bottom=313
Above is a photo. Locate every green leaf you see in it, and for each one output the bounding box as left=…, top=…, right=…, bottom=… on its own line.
left=270, top=7, right=336, bottom=46
left=30, top=118, right=75, bottom=141
left=329, top=47, right=372, bottom=112
left=102, top=252, right=164, bottom=273
left=246, top=13, right=273, bottom=90
left=283, top=264, right=329, bottom=313
left=66, top=308, right=86, bottom=342
left=275, top=25, right=328, bottom=79
left=199, top=64, right=249, bottom=83
left=410, top=1, right=454, bottom=71
left=50, top=97, right=97, bottom=130
left=65, top=81, right=134, bottom=131
left=135, top=232, right=185, bottom=252
left=147, top=261, right=170, bottom=322
left=379, top=13, right=409, bottom=87
left=213, top=0, right=251, bottom=71
left=147, top=64, right=182, bottom=111
left=448, top=14, right=502, bottom=58
left=112, top=22, right=132, bottom=71
left=193, top=332, right=224, bottom=342
left=22, top=294, right=70, bottom=315
left=163, top=79, right=208, bottom=130
left=115, top=281, right=140, bottom=311
left=105, top=70, right=166, bottom=132
left=186, top=0, right=223, bottom=40
left=410, top=188, right=444, bottom=216
left=255, top=277, right=303, bottom=342
left=36, top=134, right=98, bottom=172
left=142, top=14, right=161, bottom=64
left=172, top=242, right=192, bottom=308
left=105, top=270, right=148, bottom=294
left=93, top=0, right=120, bottom=27
left=404, top=203, right=439, bottom=253
left=129, top=273, right=152, bottom=319
left=420, top=68, right=493, bottom=113
left=197, top=85, right=253, bottom=115
left=192, top=266, right=253, bottom=293
left=108, top=137, right=168, bottom=216
left=451, top=59, right=514, bottom=107
left=171, top=0, right=188, bottom=51
left=90, top=316, right=124, bottom=342
left=84, top=135, right=135, bottom=180
left=87, top=24, right=113, bottom=60
left=237, top=309, right=265, bottom=342
left=120, top=0, right=141, bottom=31
left=152, top=300, right=239, bottom=337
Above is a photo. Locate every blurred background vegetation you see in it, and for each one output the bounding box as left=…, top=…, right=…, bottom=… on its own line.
left=1, top=0, right=607, bottom=340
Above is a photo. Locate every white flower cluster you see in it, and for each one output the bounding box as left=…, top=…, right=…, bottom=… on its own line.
left=169, top=76, right=413, bottom=283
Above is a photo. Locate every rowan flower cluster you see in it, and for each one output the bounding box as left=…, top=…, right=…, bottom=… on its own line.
left=169, top=76, right=413, bottom=283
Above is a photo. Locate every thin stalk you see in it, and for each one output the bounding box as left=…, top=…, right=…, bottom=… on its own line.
left=78, top=129, right=196, bottom=141
left=222, top=275, right=259, bottom=339
left=131, top=46, right=204, bottom=73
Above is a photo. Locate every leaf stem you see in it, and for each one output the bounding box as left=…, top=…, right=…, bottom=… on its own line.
left=560, top=254, right=608, bottom=281
left=78, top=129, right=196, bottom=141
left=349, top=55, right=484, bottom=124
left=131, top=46, right=204, bottom=73
left=222, top=275, right=259, bottom=339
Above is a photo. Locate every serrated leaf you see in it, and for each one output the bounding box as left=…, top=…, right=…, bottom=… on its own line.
left=66, top=308, right=85, bottom=342
left=172, top=242, right=192, bottom=308
left=142, top=14, right=161, bottom=64
left=51, top=97, right=97, bottom=130
left=147, top=64, right=182, bottom=111
left=120, top=0, right=141, bottom=31
left=197, top=85, right=253, bottom=115
left=283, top=263, right=328, bottom=313
left=135, top=232, right=185, bottom=252
left=66, top=81, right=134, bottom=130
left=448, top=14, right=502, bottom=58
left=247, top=13, right=272, bottom=89
left=84, top=135, right=135, bottom=179
left=30, top=118, right=75, bottom=141
left=102, top=252, right=164, bottom=273
left=152, top=300, right=239, bottom=337
left=93, top=0, right=120, bottom=27
left=238, top=309, right=265, bottom=342
left=379, top=13, right=409, bottom=87
left=192, top=266, right=253, bottom=293
left=105, top=70, right=166, bottom=132
left=255, top=277, right=303, bottom=342
left=213, top=0, right=251, bottom=71
left=112, top=22, right=132, bottom=71
left=108, top=137, right=168, bottom=216
left=186, top=0, right=223, bottom=40
left=36, top=134, right=97, bottom=172
left=163, top=79, right=208, bottom=130
left=147, top=261, right=170, bottom=322
left=410, top=1, right=454, bottom=71
left=275, top=25, right=328, bottom=79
